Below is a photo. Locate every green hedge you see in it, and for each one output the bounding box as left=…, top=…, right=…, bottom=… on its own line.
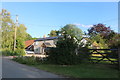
left=47, top=46, right=90, bottom=65
left=13, top=56, right=37, bottom=65
left=2, top=49, right=25, bottom=56
left=13, top=56, right=46, bottom=65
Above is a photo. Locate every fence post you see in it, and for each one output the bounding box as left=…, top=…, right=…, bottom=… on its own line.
left=118, top=47, right=120, bottom=71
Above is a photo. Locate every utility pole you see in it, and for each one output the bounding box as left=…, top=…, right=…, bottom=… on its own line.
left=13, top=15, right=18, bottom=51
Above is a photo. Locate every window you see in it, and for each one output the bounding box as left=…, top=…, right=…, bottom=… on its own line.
left=34, top=42, right=39, bottom=46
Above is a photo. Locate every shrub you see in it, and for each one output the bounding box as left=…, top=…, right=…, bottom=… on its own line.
left=13, top=56, right=38, bottom=65
left=78, top=47, right=90, bottom=63
left=47, top=25, right=91, bottom=65
left=25, top=56, right=38, bottom=65
left=2, top=48, right=25, bottom=56
left=13, top=56, right=48, bottom=65
left=35, top=57, right=48, bottom=64
left=13, top=56, right=25, bottom=63
left=2, top=49, right=14, bottom=56
left=47, top=48, right=81, bottom=65
left=13, top=49, right=25, bottom=56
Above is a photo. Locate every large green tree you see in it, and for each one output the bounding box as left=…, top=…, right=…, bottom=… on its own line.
left=60, top=24, right=83, bottom=40
left=0, top=9, right=14, bottom=49
left=16, top=24, right=27, bottom=49
left=0, top=9, right=28, bottom=50
left=48, top=24, right=84, bottom=65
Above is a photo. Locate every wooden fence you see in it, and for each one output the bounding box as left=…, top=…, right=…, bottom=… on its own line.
left=89, top=48, right=120, bottom=70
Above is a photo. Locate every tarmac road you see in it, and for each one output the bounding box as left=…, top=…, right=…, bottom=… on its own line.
left=2, top=56, right=63, bottom=78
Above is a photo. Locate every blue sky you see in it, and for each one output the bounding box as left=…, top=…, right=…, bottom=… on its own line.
left=2, top=2, right=118, bottom=38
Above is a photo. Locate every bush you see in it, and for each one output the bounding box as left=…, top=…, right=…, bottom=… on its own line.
left=2, top=49, right=25, bottom=56
left=2, top=49, right=14, bottom=56
left=13, top=56, right=38, bottom=65
left=47, top=48, right=81, bottom=65
left=35, top=57, right=47, bottom=64
left=13, top=56, right=48, bottom=65
left=13, top=49, right=25, bottom=56
left=78, top=47, right=90, bottom=63
left=13, top=56, right=25, bottom=63
left=47, top=46, right=90, bottom=65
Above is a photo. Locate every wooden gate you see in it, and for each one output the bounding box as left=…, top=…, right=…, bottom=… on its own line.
left=89, top=49, right=118, bottom=64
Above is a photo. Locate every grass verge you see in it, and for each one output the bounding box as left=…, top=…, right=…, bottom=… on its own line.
left=12, top=57, right=119, bottom=78
left=32, top=63, right=119, bottom=78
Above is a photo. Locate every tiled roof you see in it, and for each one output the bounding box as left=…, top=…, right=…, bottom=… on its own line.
left=35, top=37, right=58, bottom=41
left=25, top=40, right=34, bottom=48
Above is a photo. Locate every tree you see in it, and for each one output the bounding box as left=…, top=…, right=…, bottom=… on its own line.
left=108, top=33, right=120, bottom=48
left=0, top=9, right=28, bottom=56
left=87, top=23, right=117, bottom=49
left=89, top=34, right=108, bottom=49
left=60, top=24, right=83, bottom=40
left=25, top=34, right=40, bottom=40
left=25, top=33, right=32, bottom=40
left=1, top=9, right=28, bottom=50
left=31, top=37, right=39, bottom=40
left=48, top=30, right=59, bottom=37
left=16, top=24, right=27, bottom=49
left=88, top=23, right=113, bottom=38
left=48, top=31, right=79, bottom=65
left=47, top=24, right=84, bottom=65
left=0, top=9, right=14, bottom=49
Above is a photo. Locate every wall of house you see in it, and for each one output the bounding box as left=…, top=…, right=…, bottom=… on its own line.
left=34, top=39, right=57, bottom=54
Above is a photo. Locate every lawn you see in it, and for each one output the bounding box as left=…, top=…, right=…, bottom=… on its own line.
left=32, top=63, right=119, bottom=78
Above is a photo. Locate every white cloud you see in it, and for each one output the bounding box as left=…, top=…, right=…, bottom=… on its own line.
left=73, top=23, right=93, bottom=28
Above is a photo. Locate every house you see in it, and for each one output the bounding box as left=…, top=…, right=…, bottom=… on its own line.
left=34, top=37, right=58, bottom=54
left=79, top=37, right=101, bottom=49
left=80, top=37, right=88, bottom=47
left=25, top=40, right=34, bottom=51
left=25, top=40, right=35, bottom=54
left=33, top=36, right=90, bottom=54
left=25, top=35, right=99, bottom=55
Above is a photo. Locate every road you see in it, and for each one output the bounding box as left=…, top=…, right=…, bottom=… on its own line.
left=2, top=57, right=63, bottom=78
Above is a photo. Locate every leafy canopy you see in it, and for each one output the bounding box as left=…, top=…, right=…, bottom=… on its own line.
left=88, top=23, right=113, bottom=38
left=60, top=24, right=83, bottom=40
left=48, top=30, right=59, bottom=37
left=1, top=9, right=28, bottom=50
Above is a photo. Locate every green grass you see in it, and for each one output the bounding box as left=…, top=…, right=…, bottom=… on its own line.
left=12, top=57, right=119, bottom=78
left=32, top=63, right=119, bottom=78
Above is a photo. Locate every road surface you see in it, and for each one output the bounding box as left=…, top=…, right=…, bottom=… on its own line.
left=2, top=57, right=63, bottom=78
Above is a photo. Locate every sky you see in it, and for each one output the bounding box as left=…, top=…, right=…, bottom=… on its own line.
left=2, top=2, right=118, bottom=38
